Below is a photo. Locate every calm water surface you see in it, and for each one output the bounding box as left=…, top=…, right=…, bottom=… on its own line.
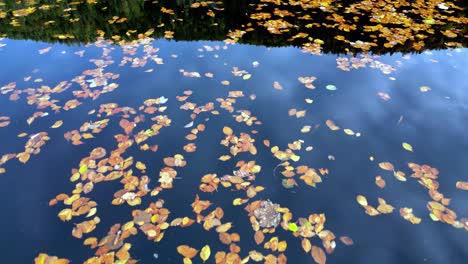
left=0, top=38, right=467, bottom=263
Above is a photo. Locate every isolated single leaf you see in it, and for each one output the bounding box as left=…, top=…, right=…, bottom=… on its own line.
left=356, top=195, right=368, bottom=206
left=456, top=181, right=468, bottom=190
left=402, top=142, right=413, bottom=152
left=51, top=120, right=63, bottom=128
left=325, top=84, right=336, bottom=91
left=325, top=120, right=340, bottom=131
left=339, top=236, right=354, bottom=246
left=223, top=126, right=233, bottom=135
left=200, top=245, right=211, bottom=262
left=420, top=86, right=431, bottom=92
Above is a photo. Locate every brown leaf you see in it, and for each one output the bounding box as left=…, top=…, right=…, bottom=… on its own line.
left=311, top=246, right=326, bottom=264
left=339, top=236, right=354, bottom=246
left=254, top=230, right=264, bottom=245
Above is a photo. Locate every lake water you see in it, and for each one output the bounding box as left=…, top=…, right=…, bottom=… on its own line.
left=0, top=1, right=467, bottom=264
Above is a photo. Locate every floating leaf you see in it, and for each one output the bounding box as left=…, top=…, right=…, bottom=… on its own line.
left=218, top=155, right=231, bottom=161
left=51, top=120, right=63, bottom=128
left=402, top=142, right=413, bottom=152
left=394, top=171, right=407, bottom=182
left=455, top=181, right=468, bottom=191
left=379, top=162, right=394, bottom=171
left=254, top=230, right=264, bottom=245
left=325, top=84, right=336, bottom=91
left=34, top=253, right=70, bottom=264
left=375, top=176, right=386, bottom=189
left=184, top=121, right=194, bottom=128
left=301, top=239, right=311, bottom=253
left=79, top=165, right=88, bottom=174
left=325, top=120, right=340, bottom=131
left=196, top=245, right=210, bottom=263
left=273, top=81, right=283, bottom=90
left=282, top=179, right=296, bottom=189
left=177, top=245, right=198, bottom=259
left=311, top=246, right=326, bottom=264
left=339, top=236, right=354, bottom=246
left=223, top=126, right=233, bottom=135
left=356, top=195, right=368, bottom=206
left=377, top=92, right=391, bottom=101
left=420, top=86, right=431, bottom=92
left=288, top=223, right=298, bottom=232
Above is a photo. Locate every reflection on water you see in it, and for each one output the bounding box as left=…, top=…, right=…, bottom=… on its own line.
left=0, top=0, right=468, bottom=264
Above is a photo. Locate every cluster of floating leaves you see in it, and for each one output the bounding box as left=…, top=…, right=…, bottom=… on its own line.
left=356, top=161, right=468, bottom=230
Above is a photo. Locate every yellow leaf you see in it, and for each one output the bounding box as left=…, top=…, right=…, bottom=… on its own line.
left=249, top=250, right=264, bottom=261
left=301, top=126, right=311, bottom=133
left=402, top=142, right=413, bottom=152
left=394, top=171, right=407, bottom=181
left=136, top=161, right=147, bottom=170
left=70, top=172, right=81, bottom=182
left=420, top=86, right=431, bottom=92
left=86, top=207, right=97, bottom=218
left=356, top=195, right=368, bottom=206
left=200, top=245, right=211, bottom=262
left=301, top=238, right=311, bottom=253
left=215, top=222, right=232, bottom=233
left=223, top=126, right=233, bottom=135
left=277, top=241, right=287, bottom=252
left=233, top=198, right=249, bottom=206
left=51, top=120, right=63, bottom=128
left=271, top=146, right=279, bottom=153
left=325, top=119, right=340, bottom=131
left=343, top=129, right=354, bottom=135
left=379, top=162, right=394, bottom=171
left=219, top=155, right=231, bottom=161
left=290, top=155, right=300, bottom=162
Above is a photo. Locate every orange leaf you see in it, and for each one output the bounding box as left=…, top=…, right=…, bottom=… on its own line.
left=177, top=245, right=198, bottom=259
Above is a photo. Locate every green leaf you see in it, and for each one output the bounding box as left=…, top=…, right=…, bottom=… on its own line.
left=145, top=129, right=153, bottom=136
left=79, top=165, right=88, bottom=174
left=288, top=223, right=298, bottom=232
